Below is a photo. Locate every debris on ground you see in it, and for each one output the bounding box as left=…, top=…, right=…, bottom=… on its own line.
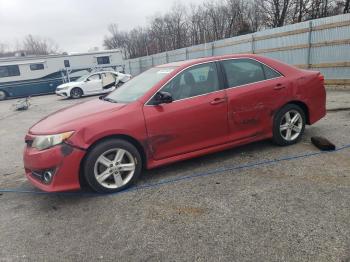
left=311, top=136, right=336, bottom=151
left=14, top=97, right=31, bottom=111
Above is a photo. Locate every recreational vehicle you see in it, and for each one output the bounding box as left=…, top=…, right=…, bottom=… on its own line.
left=0, top=49, right=124, bottom=100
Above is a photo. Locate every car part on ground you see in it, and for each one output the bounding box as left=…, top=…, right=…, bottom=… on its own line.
left=311, top=136, right=336, bottom=151
left=14, top=97, right=31, bottom=111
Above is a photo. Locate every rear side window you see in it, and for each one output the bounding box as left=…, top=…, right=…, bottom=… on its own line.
left=262, top=64, right=281, bottom=79
left=97, top=56, right=110, bottom=65
left=0, top=65, right=20, bottom=78
left=221, top=59, right=281, bottom=88
left=30, top=63, right=44, bottom=71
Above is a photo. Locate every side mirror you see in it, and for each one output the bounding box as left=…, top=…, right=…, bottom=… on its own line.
left=153, top=91, right=173, bottom=105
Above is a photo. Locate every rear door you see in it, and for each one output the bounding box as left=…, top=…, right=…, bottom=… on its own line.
left=101, top=72, right=116, bottom=90
left=143, top=62, right=229, bottom=160
left=220, top=58, right=289, bottom=141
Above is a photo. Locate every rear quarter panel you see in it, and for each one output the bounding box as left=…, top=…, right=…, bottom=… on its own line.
left=293, top=70, right=326, bottom=124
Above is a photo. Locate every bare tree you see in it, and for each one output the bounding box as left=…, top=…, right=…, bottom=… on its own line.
left=344, top=0, right=350, bottom=12
left=259, top=0, right=294, bottom=27
left=22, top=35, right=59, bottom=55
left=103, top=0, right=346, bottom=59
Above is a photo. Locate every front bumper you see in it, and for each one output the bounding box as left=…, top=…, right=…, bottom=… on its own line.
left=55, top=90, right=69, bottom=97
left=23, top=143, right=85, bottom=192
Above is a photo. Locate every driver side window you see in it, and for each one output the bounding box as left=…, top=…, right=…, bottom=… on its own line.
left=161, top=62, right=219, bottom=101
left=87, top=74, right=101, bottom=81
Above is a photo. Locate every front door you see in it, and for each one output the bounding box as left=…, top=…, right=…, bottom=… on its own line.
left=143, top=62, right=229, bottom=160
left=84, top=73, right=102, bottom=94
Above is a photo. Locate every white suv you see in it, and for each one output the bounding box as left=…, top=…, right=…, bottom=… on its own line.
left=55, top=71, right=131, bottom=98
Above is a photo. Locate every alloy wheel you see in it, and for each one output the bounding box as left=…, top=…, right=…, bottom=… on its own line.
left=93, top=148, right=136, bottom=189
left=279, top=110, right=303, bottom=141
left=71, top=89, right=82, bottom=98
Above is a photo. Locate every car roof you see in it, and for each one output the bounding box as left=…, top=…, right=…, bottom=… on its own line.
left=154, top=53, right=300, bottom=77
left=155, top=54, right=264, bottom=68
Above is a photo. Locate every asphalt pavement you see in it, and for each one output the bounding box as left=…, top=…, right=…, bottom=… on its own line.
left=0, top=91, right=349, bottom=261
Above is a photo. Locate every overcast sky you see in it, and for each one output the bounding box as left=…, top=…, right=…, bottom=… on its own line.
left=0, top=0, right=205, bottom=53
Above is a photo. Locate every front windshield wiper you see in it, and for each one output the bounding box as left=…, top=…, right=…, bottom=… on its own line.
left=101, top=96, right=118, bottom=103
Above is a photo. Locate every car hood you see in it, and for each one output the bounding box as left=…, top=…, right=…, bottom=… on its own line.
left=29, top=99, right=127, bottom=135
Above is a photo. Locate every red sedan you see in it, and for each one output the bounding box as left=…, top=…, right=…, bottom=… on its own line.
left=23, top=54, right=326, bottom=193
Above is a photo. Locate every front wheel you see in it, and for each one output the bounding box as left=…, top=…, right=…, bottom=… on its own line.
left=272, top=104, right=306, bottom=146
left=70, top=87, right=83, bottom=99
left=83, top=139, right=142, bottom=193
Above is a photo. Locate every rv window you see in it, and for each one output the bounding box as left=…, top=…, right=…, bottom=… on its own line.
left=0, top=65, right=20, bottom=78
left=97, top=56, right=110, bottom=65
left=30, top=63, right=44, bottom=71
left=64, top=60, right=70, bottom=68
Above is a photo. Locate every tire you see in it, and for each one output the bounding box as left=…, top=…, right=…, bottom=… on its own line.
left=83, top=139, right=142, bottom=193
left=0, top=90, right=7, bottom=101
left=70, top=87, right=83, bottom=99
left=272, top=104, right=306, bottom=146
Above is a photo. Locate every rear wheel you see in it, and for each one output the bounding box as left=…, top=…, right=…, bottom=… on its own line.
left=272, top=104, right=306, bottom=146
left=70, top=87, right=83, bottom=99
left=83, top=139, right=142, bottom=193
left=0, top=91, right=7, bottom=101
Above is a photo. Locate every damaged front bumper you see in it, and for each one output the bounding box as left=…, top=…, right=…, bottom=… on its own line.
left=23, top=141, right=85, bottom=192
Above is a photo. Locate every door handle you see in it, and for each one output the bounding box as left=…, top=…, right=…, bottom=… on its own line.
left=210, top=97, right=226, bottom=105
left=274, top=83, right=286, bottom=90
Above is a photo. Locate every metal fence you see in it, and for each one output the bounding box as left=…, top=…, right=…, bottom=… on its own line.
left=123, top=13, right=350, bottom=85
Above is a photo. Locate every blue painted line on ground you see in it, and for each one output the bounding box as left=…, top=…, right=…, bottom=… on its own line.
left=1, top=143, right=349, bottom=197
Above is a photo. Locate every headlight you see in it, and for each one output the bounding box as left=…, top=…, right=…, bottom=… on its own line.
left=57, top=85, right=68, bottom=90
left=32, top=131, right=74, bottom=150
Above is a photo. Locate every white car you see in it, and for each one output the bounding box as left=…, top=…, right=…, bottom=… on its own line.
left=55, top=71, right=131, bottom=98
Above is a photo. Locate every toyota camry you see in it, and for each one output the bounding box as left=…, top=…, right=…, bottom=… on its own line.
left=23, top=54, right=326, bottom=193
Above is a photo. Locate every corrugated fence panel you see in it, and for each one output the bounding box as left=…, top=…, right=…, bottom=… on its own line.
left=262, top=49, right=308, bottom=65
left=255, top=32, right=309, bottom=50
left=168, top=48, right=187, bottom=62
left=123, top=14, right=350, bottom=84
left=153, top=53, right=167, bottom=65
left=187, top=43, right=211, bottom=59
left=318, top=67, right=350, bottom=79
left=311, top=44, right=350, bottom=64
left=140, top=57, right=152, bottom=72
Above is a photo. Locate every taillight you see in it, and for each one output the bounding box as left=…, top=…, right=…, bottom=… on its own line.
left=318, top=74, right=325, bottom=82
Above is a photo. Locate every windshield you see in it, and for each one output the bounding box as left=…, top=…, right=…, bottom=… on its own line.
left=75, top=75, right=88, bottom=82
left=105, top=67, right=176, bottom=103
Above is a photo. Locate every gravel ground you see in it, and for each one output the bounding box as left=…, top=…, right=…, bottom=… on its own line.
left=0, top=91, right=349, bottom=261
